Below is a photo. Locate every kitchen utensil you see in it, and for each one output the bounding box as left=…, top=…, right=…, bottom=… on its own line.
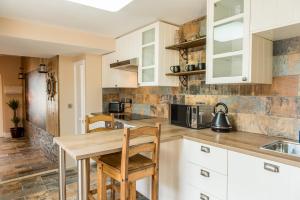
left=211, top=102, right=232, bottom=132
left=185, top=64, right=196, bottom=71
left=170, top=65, right=181, bottom=73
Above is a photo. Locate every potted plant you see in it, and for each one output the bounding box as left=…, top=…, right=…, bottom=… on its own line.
left=7, top=99, right=24, bottom=138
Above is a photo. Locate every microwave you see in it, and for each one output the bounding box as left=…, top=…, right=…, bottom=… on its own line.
left=170, top=104, right=213, bottom=129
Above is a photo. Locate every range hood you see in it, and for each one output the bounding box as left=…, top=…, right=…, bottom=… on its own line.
left=110, top=58, right=138, bottom=72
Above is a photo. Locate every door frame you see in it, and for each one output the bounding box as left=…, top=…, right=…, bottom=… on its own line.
left=73, top=60, right=86, bottom=135
left=0, top=75, right=3, bottom=137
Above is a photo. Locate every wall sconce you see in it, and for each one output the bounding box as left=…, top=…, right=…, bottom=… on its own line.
left=38, top=63, right=48, bottom=73
left=18, top=67, right=24, bottom=79
left=38, top=58, right=48, bottom=73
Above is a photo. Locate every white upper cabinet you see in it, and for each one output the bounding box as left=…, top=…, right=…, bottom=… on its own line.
left=101, top=52, right=138, bottom=88
left=116, top=30, right=140, bottom=61
left=228, top=151, right=299, bottom=200
left=206, top=0, right=273, bottom=84
left=251, top=0, right=300, bottom=34
left=138, top=22, right=179, bottom=86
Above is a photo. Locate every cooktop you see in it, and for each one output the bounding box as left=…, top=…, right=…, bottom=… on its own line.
left=113, top=113, right=152, bottom=121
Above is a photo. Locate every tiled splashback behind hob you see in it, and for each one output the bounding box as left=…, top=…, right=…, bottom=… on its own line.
left=103, top=36, right=300, bottom=140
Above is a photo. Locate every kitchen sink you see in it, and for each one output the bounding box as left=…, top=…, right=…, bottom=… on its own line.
left=261, top=140, right=300, bottom=157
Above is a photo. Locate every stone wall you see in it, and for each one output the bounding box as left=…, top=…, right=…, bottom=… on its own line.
left=25, top=121, right=58, bottom=164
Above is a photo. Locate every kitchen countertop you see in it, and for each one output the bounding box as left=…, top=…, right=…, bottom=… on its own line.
left=54, top=118, right=300, bottom=168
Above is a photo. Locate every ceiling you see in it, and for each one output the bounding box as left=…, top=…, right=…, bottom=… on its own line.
left=0, top=36, right=107, bottom=58
left=0, top=0, right=206, bottom=38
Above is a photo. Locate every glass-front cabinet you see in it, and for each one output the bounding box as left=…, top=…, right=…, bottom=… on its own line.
left=138, top=22, right=179, bottom=86
left=206, top=0, right=250, bottom=84
left=206, top=0, right=273, bottom=84
left=140, top=27, right=156, bottom=84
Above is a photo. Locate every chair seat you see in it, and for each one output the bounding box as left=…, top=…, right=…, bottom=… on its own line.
left=99, top=152, right=154, bottom=173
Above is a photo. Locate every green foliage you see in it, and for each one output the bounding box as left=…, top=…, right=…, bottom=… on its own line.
left=7, top=99, right=21, bottom=128
left=11, top=116, right=20, bottom=128
left=7, top=99, right=19, bottom=111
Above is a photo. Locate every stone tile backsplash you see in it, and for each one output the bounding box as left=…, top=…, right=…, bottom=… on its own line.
left=103, top=37, right=300, bottom=140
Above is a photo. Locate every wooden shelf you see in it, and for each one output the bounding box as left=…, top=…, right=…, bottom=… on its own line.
left=165, top=37, right=206, bottom=50
left=165, top=70, right=206, bottom=76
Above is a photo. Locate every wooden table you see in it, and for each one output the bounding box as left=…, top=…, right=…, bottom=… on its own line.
left=53, top=119, right=183, bottom=200
left=53, top=119, right=300, bottom=200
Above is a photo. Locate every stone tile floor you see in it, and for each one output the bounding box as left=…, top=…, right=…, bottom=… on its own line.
left=0, top=137, right=57, bottom=182
left=0, top=165, right=149, bottom=200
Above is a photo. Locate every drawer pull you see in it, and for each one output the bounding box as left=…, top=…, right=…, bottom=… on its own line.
left=264, top=162, right=280, bottom=173
left=201, top=146, right=210, bottom=153
left=200, top=193, right=209, bottom=200
left=200, top=169, right=210, bottom=178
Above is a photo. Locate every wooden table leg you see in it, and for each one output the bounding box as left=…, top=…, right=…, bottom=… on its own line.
left=59, top=147, right=66, bottom=200
left=78, top=158, right=90, bottom=200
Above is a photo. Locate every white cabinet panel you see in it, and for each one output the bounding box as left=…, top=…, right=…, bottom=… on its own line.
left=228, top=151, right=291, bottom=200
left=183, top=139, right=227, bottom=175
left=289, top=165, right=300, bottom=200
left=116, top=30, right=140, bottom=61
left=184, top=162, right=227, bottom=200
left=251, top=0, right=300, bottom=34
left=182, top=184, right=223, bottom=200
left=250, top=0, right=277, bottom=33
left=136, top=140, right=182, bottom=200
left=101, top=53, right=137, bottom=88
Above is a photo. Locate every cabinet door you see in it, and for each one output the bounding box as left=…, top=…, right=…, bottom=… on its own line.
left=289, top=165, right=300, bottom=200
left=228, top=151, right=291, bottom=200
left=181, top=185, right=222, bottom=200
left=102, top=53, right=137, bottom=88
left=139, top=25, right=157, bottom=86
left=116, top=30, right=140, bottom=61
left=206, top=0, right=250, bottom=84
left=136, top=140, right=182, bottom=200
left=250, top=0, right=277, bottom=33
left=101, top=53, right=118, bottom=88
left=251, top=0, right=299, bottom=33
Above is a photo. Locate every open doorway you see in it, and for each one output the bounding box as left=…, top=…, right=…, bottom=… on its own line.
left=0, top=74, right=4, bottom=137
left=0, top=56, right=57, bottom=184
left=74, top=60, right=86, bottom=135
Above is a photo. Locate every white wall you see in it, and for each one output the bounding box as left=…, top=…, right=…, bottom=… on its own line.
left=58, top=54, right=102, bottom=168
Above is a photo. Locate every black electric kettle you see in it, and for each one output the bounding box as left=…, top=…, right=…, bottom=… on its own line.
left=211, top=102, right=232, bottom=132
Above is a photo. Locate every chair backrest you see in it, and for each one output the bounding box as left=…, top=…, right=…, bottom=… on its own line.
left=120, top=123, right=161, bottom=179
left=85, top=114, right=115, bottom=133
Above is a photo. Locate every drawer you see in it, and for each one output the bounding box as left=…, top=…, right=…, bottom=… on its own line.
left=183, top=162, right=227, bottom=200
left=181, top=184, right=223, bottom=200
left=183, top=139, right=227, bottom=175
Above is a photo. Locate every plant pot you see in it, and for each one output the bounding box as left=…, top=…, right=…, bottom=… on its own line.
left=10, top=127, right=24, bottom=138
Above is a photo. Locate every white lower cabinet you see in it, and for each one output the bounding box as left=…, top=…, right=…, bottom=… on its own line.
left=228, top=151, right=297, bottom=200
left=182, top=139, right=228, bottom=200
left=136, top=139, right=182, bottom=200
left=182, top=184, right=222, bottom=200
left=137, top=139, right=300, bottom=200
left=184, top=162, right=227, bottom=200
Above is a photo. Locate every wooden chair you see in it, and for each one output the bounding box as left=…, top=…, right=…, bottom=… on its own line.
left=86, top=114, right=115, bottom=133
left=85, top=114, right=115, bottom=200
left=97, top=123, right=161, bottom=200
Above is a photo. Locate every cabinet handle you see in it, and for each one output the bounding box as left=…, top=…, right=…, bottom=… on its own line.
left=200, top=193, right=209, bottom=200
left=200, top=169, right=210, bottom=178
left=264, top=162, right=280, bottom=173
left=201, top=146, right=210, bottom=153
left=242, top=77, right=247, bottom=81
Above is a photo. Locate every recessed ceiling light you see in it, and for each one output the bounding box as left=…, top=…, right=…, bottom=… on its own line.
left=66, top=0, right=134, bottom=12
